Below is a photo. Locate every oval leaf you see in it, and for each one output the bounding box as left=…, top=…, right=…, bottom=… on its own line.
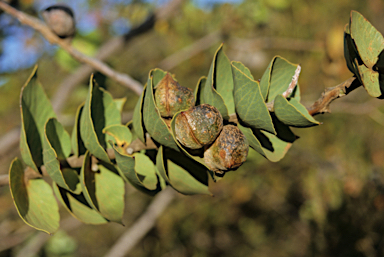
left=156, top=146, right=211, bottom=195
left=43, top=118, right=79, bottom=193
left=350, top=11, right=384, bottom=69
left=9, top=158, right=60, bottom=234
left=203, top=44, right=230, bottom=120
left=143, top=69, right=178, bottom=150
left=103, top=124, right=132, bottom=155
left=232, top=64, right=275, bottom=134
left=53, top=183, right=107, bottom=225
left=20, top=66, right=56, bottom=172
left=80, top=76, right=121, bottom=163
left=274, top=95, right=319, bottom=127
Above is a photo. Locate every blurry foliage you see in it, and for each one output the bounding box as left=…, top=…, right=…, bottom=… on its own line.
left=1, top=0, right=384, bottom=256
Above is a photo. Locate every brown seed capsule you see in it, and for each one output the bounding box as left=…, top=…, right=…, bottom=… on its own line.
left=204, top=125, right=249, bottom=173
left=154, top=73, right=195, bottom=118
left=175, top=104, right=223, bottom=149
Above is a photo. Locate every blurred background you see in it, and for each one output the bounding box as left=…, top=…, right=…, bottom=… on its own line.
left=1, top=0, right=384, bottom=256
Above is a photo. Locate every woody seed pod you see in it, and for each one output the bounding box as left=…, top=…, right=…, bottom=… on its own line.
left=175, top=104, right=223, bottom=149
left=155, top=73, right=195, bottom=118
left=204, top=125, right=249, bottom=173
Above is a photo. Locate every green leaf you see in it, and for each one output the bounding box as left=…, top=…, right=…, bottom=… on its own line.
left=259, top=58, right=273, bottom=100
left=261, top=114, right=297, bottom=162
left=194, top=76, right=207, bottom=106
left=265, top=56, right=299, bottom=102
left=355, top=59, right=382, bottom=97
left=71, top=103, right=86, bottom=157
left=9, top=158, right=59, bottom=234
left=53, top=183, right=107, bottom=225
left=114, top=98, right=127, bottom=113
left=231, top=61, right=254, bottom=79
left=113, top=147, right=164, bottom=196
left=237, top=124, right=266, bottom=158
left=131, top=84, right=147, bottom=143
left=203, top=44, right=230, bottom=120
left=43, top=118, right=80, bottom=193
left=143, top=69, right=179, bottom=150
left=232, top=64, right=275, bottom=134
left=80, top=76, right=121, bottom=163
left=20, top=66, right=56, bottom=172
left=156, top=146, right=211, bottom=195
left=214, top=44, right=235, bottom=115
left=350, top=11, right=384, bottom=69
left=274, top=95, right=319, bottom=127
left=103, top=124, right=132, bottom=155
left=80, top=151, right=125, bottom=224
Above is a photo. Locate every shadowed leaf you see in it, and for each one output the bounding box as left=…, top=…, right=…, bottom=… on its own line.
left=9, top=158, right=59, bottom=234
left=71, top=103, right=86, bottom=157
left=53, top=183, right=107, bottom=225
left=131, top=84, right=147, bottom=143
left=20, top=66, right=56, bottom=172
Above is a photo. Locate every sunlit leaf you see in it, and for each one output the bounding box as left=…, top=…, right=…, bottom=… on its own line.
left=20, top=66, right=56, bottom=172
left=53, top=183, right=107, bottom=225
left=156, top=146, right=211, bottom=195
left=43, top=118, right=79, bottom=193
left=232, top=64, right=275, bottom=134
left=9, top=158, right=59, bottom=234
left=103, top=124, right=132, bottom=155
left=143, top=69, right=178, bottom=150
left=80, top=76, right=121, bottom=163
left=203, top=44, right=230, bottom=120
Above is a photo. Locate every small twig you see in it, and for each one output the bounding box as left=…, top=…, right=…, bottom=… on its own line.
left=306, top=77, right=360, bottom=116
left=0, top=1, right=143, bottom=96
left=104, top=187, right=177, bottom=257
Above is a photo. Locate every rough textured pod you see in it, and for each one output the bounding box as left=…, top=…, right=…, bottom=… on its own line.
left=154, top=73, right=195, bottom=118
left=204, top=125, right=249, bottom=173
left=175, top=104, right=223, bottom=149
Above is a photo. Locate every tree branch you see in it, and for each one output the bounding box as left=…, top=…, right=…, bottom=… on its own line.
left=307, top=77, right=360, bottom=116
left=0, top=1, right=144, bottom=96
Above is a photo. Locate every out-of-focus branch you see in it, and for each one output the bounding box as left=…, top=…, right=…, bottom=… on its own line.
left=0, top=1, right=144, bottom=96
left=104, top=187, right=177, bottom=257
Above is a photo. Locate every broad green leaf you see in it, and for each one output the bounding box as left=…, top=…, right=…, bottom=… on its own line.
left=103, top=124, right=132, bottom=155
left=231, top=61, right=254, bottom=79
left=131, top=84, right=146, bottom=143
left=80, top=76, right=121, bottom=163
left=80, top=151, right=125, bottom=223
left=261, top=115, right=297, bottom=162
left=259, top=58, right=273, bottom=100
left=203, top=45, right=230, bottom=120
left=194, top=76, right=207, bottom=106
left=356, top=60, right=382, bottom=97
left=274, top=95, right=319, bottom=127
left=71, top=103, right=86, bottom=157
left=265, top=56, right=299, bottom=102
left=43, top=118, right=79, bottom=193
left=156, top=146, right=211, bottom=195
left=53, top=183, right=107, bottom=225
left=20, top=66, right=56, bottom=172
left=232, top=64, right=275, bottom=134
left=113, top=147, right=164, bottom=196
left=143, top=69, right=179, bottom=150
left=9, top=158, right=59, bottom=234
left=237, top=124, right=266, bottom=158
left=134, top=153, right=158, bottom=190
left=214, top=44, right=235, bottom=115
left=114, top=98, right=127, bottom=113
left=350, top=11, right=384, bottom=69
